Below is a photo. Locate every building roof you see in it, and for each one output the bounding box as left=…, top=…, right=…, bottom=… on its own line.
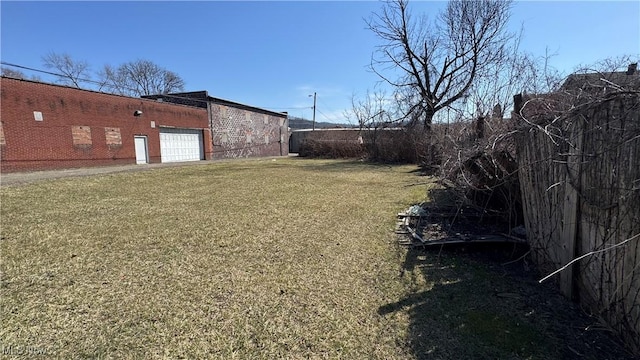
left=143, top=91, right=288, bottom=118
left=0, top=76, right=206, bottom=111
left=561, top=63, right=640, bottom=93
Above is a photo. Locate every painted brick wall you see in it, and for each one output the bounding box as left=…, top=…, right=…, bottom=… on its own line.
left=0, top=77, right=211, bottom=172
left=210, top=103, right=288, bottom=159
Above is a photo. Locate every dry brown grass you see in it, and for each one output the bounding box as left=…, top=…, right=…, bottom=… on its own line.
left=2, top=158, right=632, bottom=359
left=0, top=158, right=425, bottom=359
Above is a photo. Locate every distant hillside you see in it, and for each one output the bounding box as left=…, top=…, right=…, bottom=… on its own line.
left=288, top=116, right=355, bottom=129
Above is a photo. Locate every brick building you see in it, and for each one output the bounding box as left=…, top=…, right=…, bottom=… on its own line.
left=0, top=77, right=211, bottom=172
left=0, top=78, right=289, bottom=173
left=144, top=91, right=289, bottom=159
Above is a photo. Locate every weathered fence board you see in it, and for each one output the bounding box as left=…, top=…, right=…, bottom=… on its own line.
left=516, top=92, right=640, bottom=355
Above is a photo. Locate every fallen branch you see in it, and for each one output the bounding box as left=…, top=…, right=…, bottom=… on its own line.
left=539, top=233, right=640, bottom=283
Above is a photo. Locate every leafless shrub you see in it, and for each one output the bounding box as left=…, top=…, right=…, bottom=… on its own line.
left=362, top=127, right=426, bottom=163
left=346, top=89, right=428, bottom=164
left=434, top=115, right=522, bottom=228
left=298, top=131, right=365, bottom=159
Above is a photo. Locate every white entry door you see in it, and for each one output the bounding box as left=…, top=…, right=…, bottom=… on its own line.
left=134, top=136, right=148, bottom=164
left=159, top=128, right=204, bottom=163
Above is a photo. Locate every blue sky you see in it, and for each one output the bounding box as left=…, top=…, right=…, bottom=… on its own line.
left=1, top=1, right=638, bottom=124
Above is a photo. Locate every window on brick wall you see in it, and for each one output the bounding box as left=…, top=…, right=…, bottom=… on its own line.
left=71, top=126, right=92, bottom=146
left=104, top=127, right=122, bottom=147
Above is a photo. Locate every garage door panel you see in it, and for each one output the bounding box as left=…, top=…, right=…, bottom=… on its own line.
left=159, top=128, right=204, bottom=163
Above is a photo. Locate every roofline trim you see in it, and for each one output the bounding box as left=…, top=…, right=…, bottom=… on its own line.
left=146, top=91, right=288, bottom=118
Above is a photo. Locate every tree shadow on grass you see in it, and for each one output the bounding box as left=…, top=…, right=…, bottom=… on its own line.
left=379, top=246, right=635, bottom=360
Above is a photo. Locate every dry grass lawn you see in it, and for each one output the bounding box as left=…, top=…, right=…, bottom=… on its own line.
left=1, top=158, right=632, bottom=359
left=1, top=159, right=425, bottom=359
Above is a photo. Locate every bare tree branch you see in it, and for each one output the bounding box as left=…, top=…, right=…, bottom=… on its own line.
left=539, top=232, right=640, bottom=284
left=99, top=60, right=185, bottom=97
left=1, top=67, right=26, bottom=79
left=41, top=52, right=91, bottom=88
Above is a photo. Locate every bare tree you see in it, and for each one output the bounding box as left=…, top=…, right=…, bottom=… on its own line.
left=348, top=89, right=395, bottom=129
left=367, top=0, right=514, bottom=129
left=465, top=43, right=563, bottom=121
left=100, top=60, right=185, bottom=97
left=41, top=52, right=91, bottom=88
left=98, top=64, right=127, bottom=94
left=1, top=66, right=42, bottom=81
left=1, top=67, right=27, bottom=79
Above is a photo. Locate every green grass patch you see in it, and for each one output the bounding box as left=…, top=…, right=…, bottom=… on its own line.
left=462, top=310, right=541, bottom=355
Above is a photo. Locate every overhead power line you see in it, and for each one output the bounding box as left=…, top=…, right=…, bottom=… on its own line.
left=1, top=61, right=69, bottom=79
left=2, top=61, right=313, bottom=114
left=1, top=61, right=139, bottom=94
left=318, top=98, right=340, bottom=117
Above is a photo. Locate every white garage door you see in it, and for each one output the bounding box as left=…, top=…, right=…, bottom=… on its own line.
left=159, top=128, right=204, bottom=163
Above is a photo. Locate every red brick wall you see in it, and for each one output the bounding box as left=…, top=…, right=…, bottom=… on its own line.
left=0, top=77, right=211, bottom=172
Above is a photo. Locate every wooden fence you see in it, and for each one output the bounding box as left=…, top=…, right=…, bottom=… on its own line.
left=515, top=92, right=640, bottom=354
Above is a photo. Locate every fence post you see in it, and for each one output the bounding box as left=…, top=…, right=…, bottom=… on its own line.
left=560, top=118, right=584, bottom=299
